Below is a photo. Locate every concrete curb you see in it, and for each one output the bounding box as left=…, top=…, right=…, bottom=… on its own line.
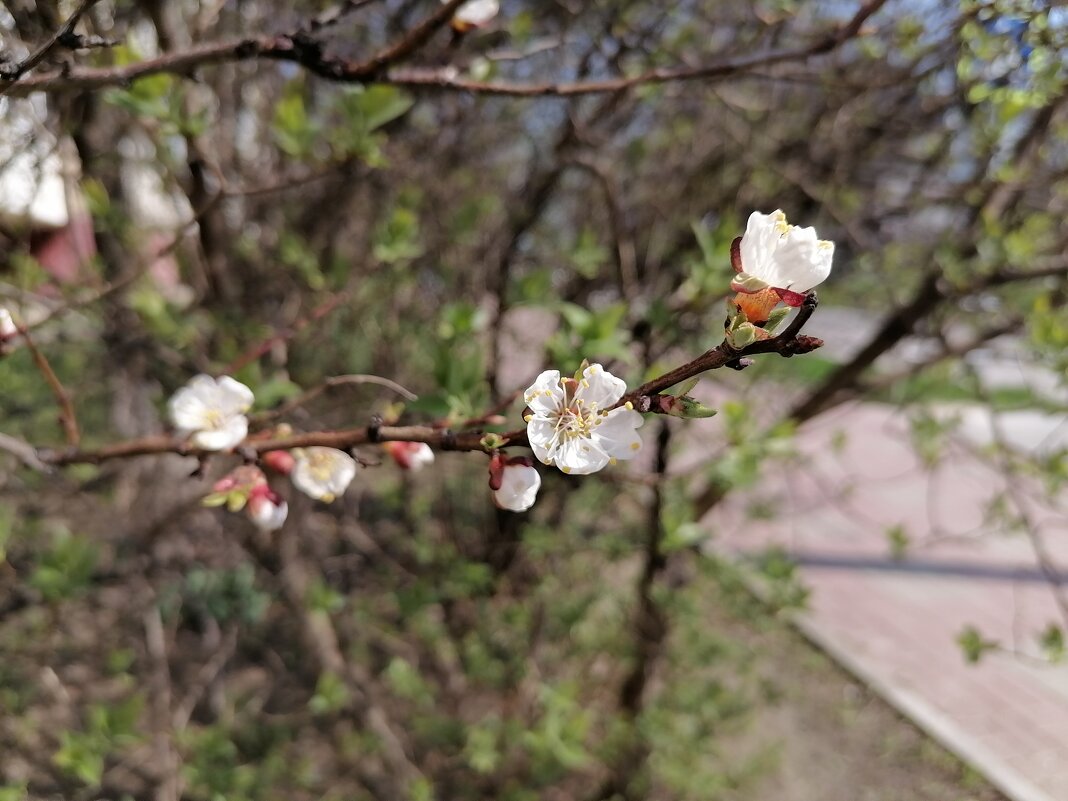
left=791, top=611, right=1057, bottom=801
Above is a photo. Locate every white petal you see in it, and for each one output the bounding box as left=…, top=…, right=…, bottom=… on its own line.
left=290, top=463, right=322, bottom=500
left=493, top=464, right=541, bottom=512
left=523, top=370, right=563, bottom=415
left=592, top=408, right=644, bottom=460
left=325, top=449, right=358, bottom=494
left=216, top=376, right=255, bottom=413
left=739, top=210, right=786, bottom=282
left=554, top=436, right=610, bottom=475
left=526, top=417, right=558, bottom=466
left=191, top=414, right=248, bottom=451
left=777, top=230, right=834, bottom=292
left=576, top=363, right=626, bottom=408
left=168, top=387, right=211, bottom=432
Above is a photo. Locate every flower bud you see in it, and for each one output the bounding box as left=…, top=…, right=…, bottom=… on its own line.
left=492, top=461, right=541, bottom=513
left=247, top=485, right=288, bottom=531
left=384, top=441, right=435, bottom=471
left=262, top=449, right=296, bottom=475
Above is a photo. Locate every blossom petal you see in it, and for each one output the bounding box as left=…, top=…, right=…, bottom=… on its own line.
left=592, top=407, right=644, bottom=460
left=739, top=210, right=786, bottom=282
left=168, top=389, right=211, bottom=432
left=191, top=414, right=248, bottom=451
left=526, top=417, right=558, bottom=466
left=554, top=436, right=610, bottom=475
left=776, top=228, right=834, bottom=292
left=524, top=370, right=563, bottom=415
left=576, top=363, right=626, bottom=408
left=216, top=376, right=255, bottom=413
left=493, top=464, right=541, bottom=512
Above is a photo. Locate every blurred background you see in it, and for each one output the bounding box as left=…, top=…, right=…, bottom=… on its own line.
left=1, top=1, right=1066, bottom=799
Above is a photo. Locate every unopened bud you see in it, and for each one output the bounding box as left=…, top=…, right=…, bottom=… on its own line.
left=659, top=395, right=717, bottom=419
left=384, top=440, right=435, bottom=471
left=262, top=449, right=296, bottom=475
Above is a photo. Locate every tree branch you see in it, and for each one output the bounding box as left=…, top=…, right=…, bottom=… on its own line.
left=6, top=0, right=887, bottom=97
left=18, top=323, right=81, bottom=448
left=37, top=295, right=823, bottom=467
left=0, top=0, right=101, bottom=96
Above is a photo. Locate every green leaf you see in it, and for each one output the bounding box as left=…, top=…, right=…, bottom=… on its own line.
left=957, top=625, right=998, bottom=664
left=885, top=524, right=910, bottom=561
left=350, top=85, right=415, bottom=132
left=1040, top=624, right=1065, bottom=663
left=309, top=670, right=351, bottom=715
left=763, top=306, right=791, bottom=334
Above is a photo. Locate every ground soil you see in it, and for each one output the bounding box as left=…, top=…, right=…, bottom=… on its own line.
left=719, top=601, right=1006, bottom=801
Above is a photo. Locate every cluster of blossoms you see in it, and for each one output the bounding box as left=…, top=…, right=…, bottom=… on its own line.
left=167, top=209, right=831, bottom=520
left=168, top=375, right=357, bottom=531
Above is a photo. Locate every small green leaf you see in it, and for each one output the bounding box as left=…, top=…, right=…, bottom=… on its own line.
left=957, top=625, right=998, bottom=664
left=1040, top=624, right=1065, bottom=663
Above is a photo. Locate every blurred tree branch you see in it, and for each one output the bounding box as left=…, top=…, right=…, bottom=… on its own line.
left=4, top=0, right=887, bottom=97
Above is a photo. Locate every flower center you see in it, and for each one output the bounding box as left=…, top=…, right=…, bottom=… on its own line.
left=556, top=403, right=593, bottom=439
left=307, top=452, right=336, bottom=483
left=202, top=409, right=225, bottom=430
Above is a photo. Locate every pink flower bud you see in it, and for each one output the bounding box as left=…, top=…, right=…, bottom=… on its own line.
left=262, top=449, right=296, bottom=475
left=384, top=441, right=435, bottom=471
left=247, top=484, right=288, bottom=531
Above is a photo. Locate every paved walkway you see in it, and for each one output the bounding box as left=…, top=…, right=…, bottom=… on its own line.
left=707, top=402, right=1068, bottom=801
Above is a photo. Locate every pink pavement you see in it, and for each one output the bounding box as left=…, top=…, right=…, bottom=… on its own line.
left=709, top=402, right=1068, bottom=801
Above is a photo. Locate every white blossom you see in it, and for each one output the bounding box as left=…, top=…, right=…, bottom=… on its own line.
left=168, top=375, right=254, bottom=451
left=0, top=308, right=16, bottom=340
left=493, top=463, right=541, bottom=512
left=733, top=210, right=834, bottom=295
left=247, top=488, right=288, bottom=531
left=291, top=447, right=357, bottom=502
left=446, top=0, right=499, bottom=29
left=524, top=363, right=644, bottom=475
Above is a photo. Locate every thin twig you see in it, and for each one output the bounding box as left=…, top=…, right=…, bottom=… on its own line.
left=0, top=0, right=102, bottom=95
left=17, top=324, right=80, bottom=447
left=252, top=374, right=418, bottom=425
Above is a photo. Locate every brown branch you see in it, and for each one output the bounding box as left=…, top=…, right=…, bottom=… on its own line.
left=39, top=294, right=823, bottom=467
left=971, top=258, right=1068, bottom=290
left=344, top=0, right=468, bottom=80
left=7, top=0, right=886, bottom=97
left=0, top=0, right=101, bottom=95
left=619, top=292, right=821, bottom=407
left=17, top=323, right=80, bottom=448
